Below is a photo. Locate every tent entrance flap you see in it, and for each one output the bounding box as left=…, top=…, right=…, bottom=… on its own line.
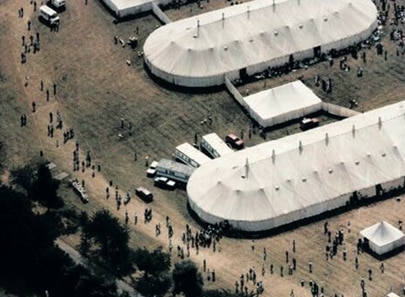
left=239, top=68, right=247, bottom=80
left=313, top=46, right=321, bottom=58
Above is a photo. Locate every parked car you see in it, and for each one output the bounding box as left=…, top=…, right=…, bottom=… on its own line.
left=300, top=118, right=319, bottom=131
left=135, top=186, right=153, bottom=202
left=225, top=133, right=244, bottom=150
left=154, top=176, right=176, bottom=190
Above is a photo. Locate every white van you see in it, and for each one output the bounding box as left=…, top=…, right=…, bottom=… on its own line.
left=39, top=5, right=60, bottom=25
left=174, top=142, right=211, bottom=168
left=201, top=133, right=233, bottom=158
left=51, top=0, right=66, bottom=9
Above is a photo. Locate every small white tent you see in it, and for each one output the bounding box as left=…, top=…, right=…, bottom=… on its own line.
left=360, top=221, right=405, bottom=255
left=243, top=80, right=322, bottom=128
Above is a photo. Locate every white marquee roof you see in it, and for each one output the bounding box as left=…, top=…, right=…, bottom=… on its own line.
left=360, top=221, right=405, bottom=247
left=144, top=0, right=377, bottom=87
left=102, top=0, right=171, bottom=17
left=187, top=101, right=405, bottom=231
left=243, top=80, right=322, bottom=127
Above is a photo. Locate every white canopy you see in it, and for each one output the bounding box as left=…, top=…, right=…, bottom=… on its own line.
left=187, top=100, right=405, bottom=232
left=360, top=221, right=405, bottom=255
left=144, top=0, right=377, bottom=87
left=102, top=0, right=171, bottom=17
left=243, top=80, right=322, bottom=127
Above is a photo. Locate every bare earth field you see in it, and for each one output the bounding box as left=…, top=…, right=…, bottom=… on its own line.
left=1, top=0, right=405, bottom=296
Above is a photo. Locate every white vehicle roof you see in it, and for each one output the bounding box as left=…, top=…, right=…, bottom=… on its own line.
left=202, top=133, right=233, bottom=158
left=40, top=5, right=58, bottom=15
left=175, top=142, right=211, bottom=167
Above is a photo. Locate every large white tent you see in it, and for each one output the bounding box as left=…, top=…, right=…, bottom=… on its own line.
left=243, top=80, right=322, bottom=128
left=187, top=100, right=405, bottom=232
left=144, top=0, right=378, bottom=87
left=360, top=221, right=405, bottom=255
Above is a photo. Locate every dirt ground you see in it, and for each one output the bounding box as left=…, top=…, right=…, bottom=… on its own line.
left=1, top=0, right=405, bottom=296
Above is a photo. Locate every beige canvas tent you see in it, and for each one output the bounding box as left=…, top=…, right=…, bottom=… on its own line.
left=187, top=100, right=405, bottom=232
left=144, top=0, right=378, bottom=87
left=102, top=0, right=172, bottom=18
left=360, top=221, right=405, bottom=255
left=243, top=80, right=322, bottom=128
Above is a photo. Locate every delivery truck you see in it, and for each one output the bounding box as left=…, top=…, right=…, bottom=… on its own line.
left=39, top=5, right=60, bottom=25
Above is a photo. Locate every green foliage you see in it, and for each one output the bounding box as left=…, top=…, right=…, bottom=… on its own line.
left=133, top=247, right=172, bottom=297
left=70, top=268, right=117, bottom=297
left=0, top=185, right=65, bottom=295
left=134, top=272, right=172, bottom=297
left=133, top=246, right=171, bottom=277
left=81, top=209, right=133, bottom=276
left=10, top=163, right=36, bottom=193
left=50, top=264, right=118, bottom=297
left=79, top=211, right=91, bottom=256
left=31, top=163, right=64, bottom=209
left=0, top=182, right=120, bottom=297
left=173, top=260, right=203, bottom=297
left=11, top=163, right=64, bottom=209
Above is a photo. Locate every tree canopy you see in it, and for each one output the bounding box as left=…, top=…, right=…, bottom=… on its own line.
left=0, top=184, right=119, bottom=297
left=133, top=246, right=171, bottom=278
left=31, top=163, right=64, bottom=209
left=173, top=260, right=203, bottom=297
left=11, top=162, right=64, bottom=209
left=81, top=209, right=133, bottom=276
left=133, top=247, right=172, bottom=297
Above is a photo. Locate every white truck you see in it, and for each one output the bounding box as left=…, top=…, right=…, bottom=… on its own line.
left=39, top=5, right=60, bottom=25
left=51, top=0, right=66, bottom=9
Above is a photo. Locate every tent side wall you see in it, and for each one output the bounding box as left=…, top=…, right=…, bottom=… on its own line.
left=367, top=240, right=403, bottom=255
left=255, top=102, right=323, bottom=128
left=145, top=55, right=231, bottom=87
left=188, top=190, right=353, bottom=232
left=102, top=0, right=119, bottom=16
left=118, top=3, right=153, bottom=18
left=102, top=0, right=173, bottom=18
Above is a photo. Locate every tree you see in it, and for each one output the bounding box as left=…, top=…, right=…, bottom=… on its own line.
left=135, top=272, right=172, bottom=297
left=133, top=247, right=171, bottom=278
left=31, top=163, right=64, bottom=209
left=0, top=173, right=121, bottom=297
left=133, top=247, right=172, bottom=297
left=0, top=185, right=65, bottom=295
left=79, top=211, right=91, bottom=256
left=82, top=209, right=132, bottom=276
left=10, top=163, right=35, bottom=193
left=173, top=260, right=203, bottom=297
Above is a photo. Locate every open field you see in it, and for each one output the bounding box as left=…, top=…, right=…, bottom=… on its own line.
left=2, top=0, right=405, bottom=296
